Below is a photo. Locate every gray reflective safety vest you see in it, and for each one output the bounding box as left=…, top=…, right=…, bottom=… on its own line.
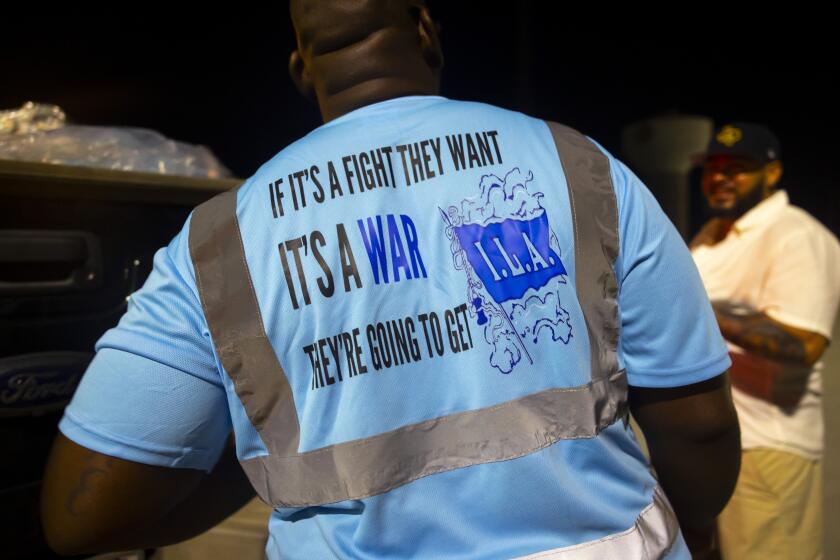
left=188, top=122, right=681, bottom=557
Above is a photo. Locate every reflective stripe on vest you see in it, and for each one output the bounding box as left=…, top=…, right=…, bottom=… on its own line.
left=188, top=122, right=626, bottom=508
left=512, top=485, right=681, bottom=560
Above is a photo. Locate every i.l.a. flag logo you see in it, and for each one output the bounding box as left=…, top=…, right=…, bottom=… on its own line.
left=442, top=168, right=573, bottom=374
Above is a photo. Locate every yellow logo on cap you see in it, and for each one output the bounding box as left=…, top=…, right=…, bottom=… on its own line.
left=717, top=126, right=742, bottom=147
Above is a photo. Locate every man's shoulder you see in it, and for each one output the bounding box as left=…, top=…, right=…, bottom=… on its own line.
left=776, top=204, right=840, bottom=249
left=739, top=203, right=840, bottom=273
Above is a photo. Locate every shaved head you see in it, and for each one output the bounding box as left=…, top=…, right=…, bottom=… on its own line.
left=288, top=0, right=442, bottom=122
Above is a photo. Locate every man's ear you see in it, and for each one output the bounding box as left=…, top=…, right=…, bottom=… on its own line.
left=417, top=6, right=443, bottom=71
left=289, top=50, right=316, bottom=103
left=765, top=160, right=783, bottom=190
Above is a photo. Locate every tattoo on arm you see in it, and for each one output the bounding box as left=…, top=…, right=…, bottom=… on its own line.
left=713, top=303, right=807, bottom=364
left=66, top=452, right=115, bottom=517
left=738, top=321, right=807, bottom=363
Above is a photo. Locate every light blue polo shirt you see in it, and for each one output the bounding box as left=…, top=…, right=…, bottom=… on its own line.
left=59, top=96, right=729, bottom=559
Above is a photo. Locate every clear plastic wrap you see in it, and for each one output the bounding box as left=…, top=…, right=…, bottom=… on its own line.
left=0, top=102, right=232, bottom=178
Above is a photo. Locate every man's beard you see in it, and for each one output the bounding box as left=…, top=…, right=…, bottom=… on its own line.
left=705, top=182, right=768, bottom=219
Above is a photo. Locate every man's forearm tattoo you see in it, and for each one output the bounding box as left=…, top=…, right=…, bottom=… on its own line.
left=713, top=303, right=807, bottom=364
left=66, top=452, right=115, bottom=517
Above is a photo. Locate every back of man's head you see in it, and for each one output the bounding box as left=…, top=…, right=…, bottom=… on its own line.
left=289, top=0, right=443, bottom=122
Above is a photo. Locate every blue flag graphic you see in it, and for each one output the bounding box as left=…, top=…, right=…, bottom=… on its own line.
left=453, top=213, right=566, bottom=304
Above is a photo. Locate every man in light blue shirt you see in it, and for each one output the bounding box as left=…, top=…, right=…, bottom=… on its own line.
left=41, top=2, right=740, bottom=558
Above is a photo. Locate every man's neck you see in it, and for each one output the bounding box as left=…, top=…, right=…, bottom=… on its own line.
left=318, top=79, right=439, bottom=123
left=716, top=219, right=735, bottom=242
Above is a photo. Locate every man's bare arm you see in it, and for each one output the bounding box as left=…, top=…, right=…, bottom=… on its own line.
left=629, top=373, right=740, bottom=556
left=712, top=301, right=827, bottom=365
left=41, top=433, right=256, bottom=555
left=712, top=301, right=827, bottom=406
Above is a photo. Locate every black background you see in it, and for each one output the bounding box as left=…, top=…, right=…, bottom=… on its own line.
left=1, top=5, right=836, bottom=235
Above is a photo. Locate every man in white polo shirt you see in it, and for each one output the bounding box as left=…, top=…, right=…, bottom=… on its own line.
left=691, top=122, right=840, bottom=559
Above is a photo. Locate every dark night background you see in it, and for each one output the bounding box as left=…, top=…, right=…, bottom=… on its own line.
left=1, top=7, right=839, bottom=558
left=1, top=6, right=837, bottom=236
